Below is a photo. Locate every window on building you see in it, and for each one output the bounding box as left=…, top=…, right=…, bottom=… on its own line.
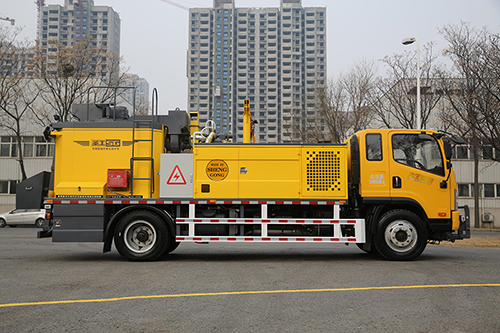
left=455, top=145, right=468, bottom=159
left=458, top=184, right=469, bottom=197
left=484, top=184, right=495, bottom=198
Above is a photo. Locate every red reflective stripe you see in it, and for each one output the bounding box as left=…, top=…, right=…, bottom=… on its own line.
left=275, top=201, right=284, bottom=205
left=193, top=219, right=202, bottom=223
left=210, top=238, right=219, bottom=241
left=244, top=220, right=253, bottom=223
left=69, top=200, right=78, bottom=204
left=279, top=238, right=288, bottom=241
left=244, top=238, right=253, bottom=241
left=53, top=200, right=61, bottom=204
left=262, top=219, right=271, bottom=223
left=121, top=200, right=130, bottom=204
left=292, top=201, right=301, bottom=205
left=193, top=237, right=202, bottom=241
left=228, top=219, right=237, bottom=223
left=310, top=201, right=318, bottom=205
left=297, top=238, right=306, bottom=241
left=326, top=201, right=335, bottom=205
left=190, top=201, right=198, bottom=204
left=313, top=238, right=322, bottom=241
left=176, top=219, right=185, bottom=223
left=224, top=201, right=233, bottom=204
left=155, top=201, right=164, bottom=204
left=279, top=220, right=287, bottom=223
left=331, top=238, right=340, bottom=241
left=137, top=200, right=146, bottom=204
left=258, top=201, right=267, bottom=204
left=241, top=201, right=250, bottom=204
left=210, top=220, right=219, bottom=223
left=176, top=237, right=185, bottom=241
left=173, top=201, right=182, bottom=204
left=296, top=220, right=305, bottom=223
left=262, top=238, right=271, bottom=241
left=87, top=200, right=96, bottom=204
left=313, top=220, right=321, bottom=224
left=347, top=220, right=356, bottom=224
left=347, top=238, right=356, bottom=242
left=228, top=238, right=237, bottom=241
left=104, top=200, right=113, bottom=204
left=331, top=220, right=339, bottom=224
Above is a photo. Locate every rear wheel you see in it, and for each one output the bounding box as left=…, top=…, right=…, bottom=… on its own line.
left=374, top=210, right=427, bottom=261
left=0, top=219, right=5, bottom=228
left=35, top=218, right=44, bottom=228
left=114, top=210, right=170, bottom=261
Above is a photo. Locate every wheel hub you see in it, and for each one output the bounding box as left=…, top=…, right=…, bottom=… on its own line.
left=123, top=221, right=157, bottom=254
left=385, top=220, right=417, bottom=252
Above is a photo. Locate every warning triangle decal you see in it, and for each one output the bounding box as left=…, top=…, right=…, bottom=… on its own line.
left=167, top=165, right=187, bottom=185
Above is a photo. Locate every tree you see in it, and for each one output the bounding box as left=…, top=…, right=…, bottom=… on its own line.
left=438, top=22, right=500, bottom=161
left=33, top=38, right=129, bottom=122
left=372, top=42, right=443, bottom=129
left=437, top=22, right=500, bottom=228
left=289, top=60, right=378, bottom=143
left=0, top=26, right=39, bottom=180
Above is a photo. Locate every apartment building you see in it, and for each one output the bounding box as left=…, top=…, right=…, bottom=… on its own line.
left=188, top=0, right=326, bottom=143
left=41, top=0, right=120, bottom=57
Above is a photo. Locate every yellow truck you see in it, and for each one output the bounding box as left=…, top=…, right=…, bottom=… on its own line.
left=30, top=99, right=469, bottom=261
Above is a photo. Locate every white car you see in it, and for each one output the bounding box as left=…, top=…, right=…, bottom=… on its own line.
left=0, top=209, right=45, bottom=228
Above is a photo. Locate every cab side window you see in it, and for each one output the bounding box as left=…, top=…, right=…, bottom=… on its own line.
left=366, top=134, right=382, bottom=161
left=392, top=134, right=444, bottom=176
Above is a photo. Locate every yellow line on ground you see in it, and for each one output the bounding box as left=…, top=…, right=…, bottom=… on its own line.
left=1, top=283, right=499, bottom=308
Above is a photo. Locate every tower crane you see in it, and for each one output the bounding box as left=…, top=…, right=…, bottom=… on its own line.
left=159, top=0, right=189, bottom=11
left=0, top=17, right=15, bottom=25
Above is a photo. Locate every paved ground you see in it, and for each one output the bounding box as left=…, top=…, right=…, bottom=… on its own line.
left=1, top=227, right=499, bottom=332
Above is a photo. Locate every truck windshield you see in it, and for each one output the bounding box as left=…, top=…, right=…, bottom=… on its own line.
left=392, top=134, right=444, bottom=176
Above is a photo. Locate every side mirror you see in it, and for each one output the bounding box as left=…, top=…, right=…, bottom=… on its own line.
left=444, top=141, right=453, bottom=160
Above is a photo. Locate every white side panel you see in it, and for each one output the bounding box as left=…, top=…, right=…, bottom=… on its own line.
left=159, top=154, right=193, bottom=198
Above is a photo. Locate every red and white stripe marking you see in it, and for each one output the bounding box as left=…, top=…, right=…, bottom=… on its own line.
left=47, top=199, right=346, bottom=206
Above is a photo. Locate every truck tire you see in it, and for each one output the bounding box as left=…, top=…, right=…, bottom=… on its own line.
left=374, top=209, right=427, bottom=261
left=114, top=210, right=170, bottom=261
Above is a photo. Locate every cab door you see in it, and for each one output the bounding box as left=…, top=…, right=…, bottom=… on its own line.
left=358, top=132, right=391, bottom=199
left=389, top=131, right=451, bottom=220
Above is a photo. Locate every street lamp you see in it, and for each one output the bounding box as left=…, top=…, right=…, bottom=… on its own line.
left=402, top=37, right=421, bottom=129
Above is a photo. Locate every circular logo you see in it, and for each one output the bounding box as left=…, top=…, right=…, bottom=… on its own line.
left=206, top=160, right=229, bottom=181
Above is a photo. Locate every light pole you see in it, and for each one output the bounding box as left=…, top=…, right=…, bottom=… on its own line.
left=402, top=37, right=420, bottom=129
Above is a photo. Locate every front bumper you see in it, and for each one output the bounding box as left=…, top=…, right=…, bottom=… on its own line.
left=445, top=205, right=471, bottom=241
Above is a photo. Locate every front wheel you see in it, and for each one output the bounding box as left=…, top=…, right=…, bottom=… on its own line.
left=374, top=210, right=427, bottom=261
left=114, top=210, right=170, bottom=261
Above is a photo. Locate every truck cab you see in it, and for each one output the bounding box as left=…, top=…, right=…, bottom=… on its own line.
left=348, top=129, right=469, bottom=259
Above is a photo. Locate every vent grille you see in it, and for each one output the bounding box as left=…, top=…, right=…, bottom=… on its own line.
left=306, top=150, right=342, bottom=192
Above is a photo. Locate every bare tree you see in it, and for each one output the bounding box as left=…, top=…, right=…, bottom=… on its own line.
left=33, top=38, right=129, bottom=122
left=373, top=42, right=443, bottom=129
left=0, top=26, right=39, bottom=180
left=289, top=60, right=378, bottom=143
left=437, top=22, right=500, bottom=228
left=438, top=22, right=500, bottom=161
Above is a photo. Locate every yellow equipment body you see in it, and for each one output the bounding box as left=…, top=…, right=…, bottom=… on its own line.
left=194, top=144, right=347, bottom=200
left=51, top=125, right=163, bottom=198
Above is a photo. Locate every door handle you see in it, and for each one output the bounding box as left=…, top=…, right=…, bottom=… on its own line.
left=393, top=176, right=402, bottom=189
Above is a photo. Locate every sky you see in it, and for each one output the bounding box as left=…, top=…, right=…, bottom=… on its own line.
left=1, top=0, right=499, bottom=114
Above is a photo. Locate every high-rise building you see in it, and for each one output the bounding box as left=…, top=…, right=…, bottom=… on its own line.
left=188, top=0, right=326, bottom=143
left=40, top=0, right=120, bottom=57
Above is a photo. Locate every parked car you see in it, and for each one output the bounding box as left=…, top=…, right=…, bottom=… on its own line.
left=0, top=209, right=45, bottom=228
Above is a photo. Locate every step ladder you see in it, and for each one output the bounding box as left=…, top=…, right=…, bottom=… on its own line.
left=130, top=89, right=158, bottom=198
